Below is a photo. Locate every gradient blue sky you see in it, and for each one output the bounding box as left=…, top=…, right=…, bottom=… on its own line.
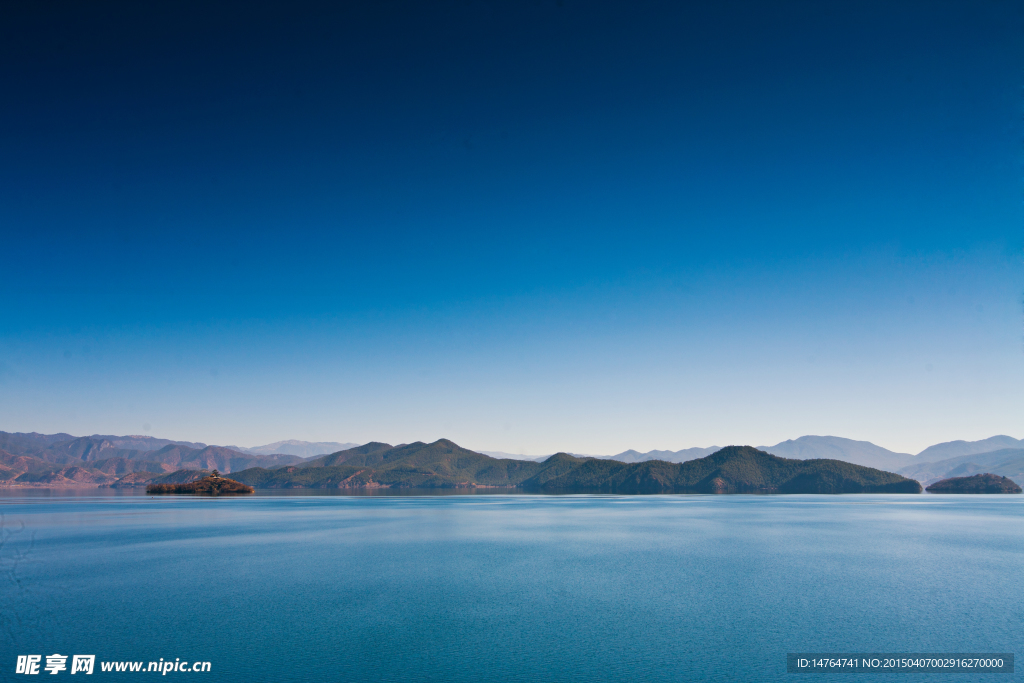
left=1, top=0, right=1021, bottom=455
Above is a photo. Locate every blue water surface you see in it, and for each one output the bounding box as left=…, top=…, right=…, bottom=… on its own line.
left=1, top=492, right=1020, bottom=682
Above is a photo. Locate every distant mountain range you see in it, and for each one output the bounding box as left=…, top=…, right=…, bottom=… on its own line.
left=2, top=430, right=1020, bottom=488
left=897, top=448, right=1024, bottom=486
left=226, top=441, right=920, bottom=493
left=478, top=451, right=550, bottom=462
left=559, top=438, right=915, bottom=470
left=227, top=440, right=361, bottom=458
left=755, top=435, right=1024, bottom=485
left=567, top=438, right=907, bottom=469
left=0, top=432, right=207, bottom=457
left=603, top=447, right=722, bottom=464
left=481, top=447, right=723, bottom=464
left=603, top=436, right=1024, bottom=484
left=914, top=436, right=1023, bottom=462
left=0, top=431, right=307, bottom=486
left=758, top=436, right=913, bottom=471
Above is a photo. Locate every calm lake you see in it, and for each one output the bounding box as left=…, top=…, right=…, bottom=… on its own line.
left=1, top=492, right=1020, bottom=682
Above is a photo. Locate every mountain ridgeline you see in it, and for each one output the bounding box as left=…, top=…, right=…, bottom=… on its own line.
left=760, top=436, right=913, bottom=472
left=9, top=430, right=1019, bottom=491
left=897, top=448, right=1024, bottom=487
left=228, top=441, right=922, bottom=494
left=0, top=431, right=311, bottom=486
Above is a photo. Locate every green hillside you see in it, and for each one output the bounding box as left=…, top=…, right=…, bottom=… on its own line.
left=302, top=442, right=394, bottom=467
left=229, top=441, right=921, bottom=493
left=925, top=473, right=1021, bottom=494
left=898, top=448, right=1024, bottom=486
left=518, top=446, right=919, bottom=493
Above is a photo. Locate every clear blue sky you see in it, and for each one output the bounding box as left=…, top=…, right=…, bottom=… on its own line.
left=1, top=0, right=1021, bottom=455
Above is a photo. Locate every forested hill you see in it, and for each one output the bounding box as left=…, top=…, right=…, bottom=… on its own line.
left=230, top=441, right=922, bottom=494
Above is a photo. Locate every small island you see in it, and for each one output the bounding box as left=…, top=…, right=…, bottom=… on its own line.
left=147, top=470, right=254, bottom=495
left=925, top=473, right=1022, bottom=494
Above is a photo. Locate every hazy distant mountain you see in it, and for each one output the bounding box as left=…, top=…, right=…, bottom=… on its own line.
left=226, top=440, right=920, bottom=493
left=0, top=430, right=304, bottom=482
left=143, top=445, right=304, bottom=472
left=39, top=436, right=148, bottom=463
left=608, top=447, right=721, bottom=463
left=480, top=450, right=651, bottom=462
left=760, top=436, right=912, bottom=472
left=0, top=431, right=76, bottom=455
left=88, top=434, right=207, bottom=450
left=231, top=440, right=361, bottom=458
left=0, top=431, right=205, bottom=461
left=478, top=451, right=551, bottom=462
left=914, top=436, right=1022, bottom=461
left=898, top=448, right=1024, bottom=486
